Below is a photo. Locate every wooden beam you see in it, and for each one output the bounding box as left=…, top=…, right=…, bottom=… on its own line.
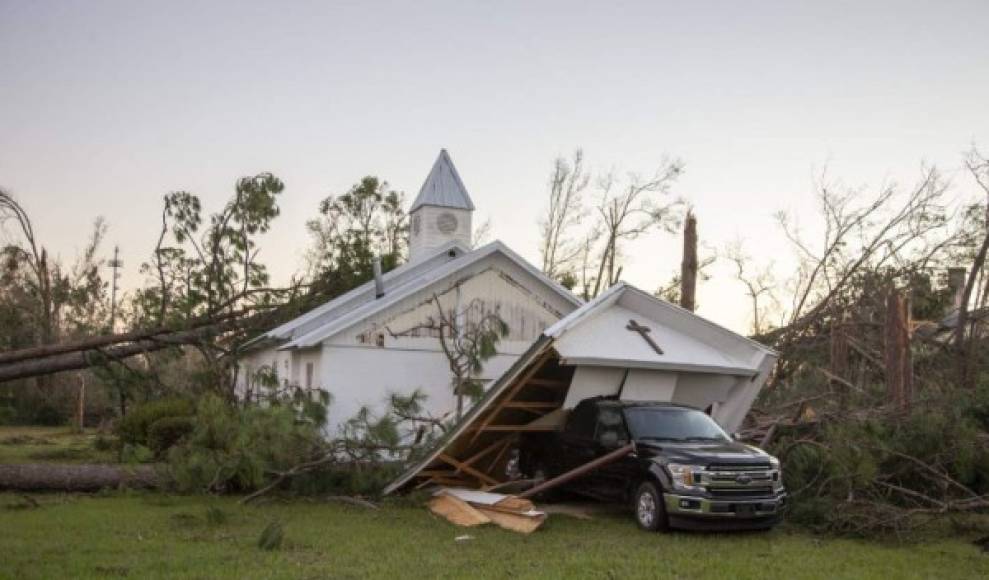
left=501, top=402, right=559, bottom=409
left=485, top=437, right=514, bottom=473
left=524, top=378, right=568, bottom=388
left=418, top=470, right=458, bottom=478
left=461, top=435, right=517, bottom=468
left=475, top=424, right=558, bottom=432
left=438, top=454, right=501, bottom=486
left=413, top=474, right=473, bottom=490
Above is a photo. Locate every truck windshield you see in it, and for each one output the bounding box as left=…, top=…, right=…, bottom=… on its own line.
left=624, top=407, right=729, bottom=442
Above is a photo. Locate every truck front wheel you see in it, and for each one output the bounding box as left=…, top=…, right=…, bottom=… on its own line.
left=634, top=481, right=669, bottom=532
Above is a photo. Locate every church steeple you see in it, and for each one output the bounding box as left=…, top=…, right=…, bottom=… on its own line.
left=409, top=150, right=474, bottom=261
left=410, top=149, right=475, bottom=212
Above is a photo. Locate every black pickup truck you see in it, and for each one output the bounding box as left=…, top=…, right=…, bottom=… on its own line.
left=519, top=397, right=786, bottom=531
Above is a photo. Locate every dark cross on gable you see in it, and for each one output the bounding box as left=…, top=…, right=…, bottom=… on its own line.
left=626, top=319, right=664, bottom=355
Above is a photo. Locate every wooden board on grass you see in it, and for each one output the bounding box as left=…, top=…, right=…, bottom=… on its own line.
left=427, top=494, right=491, bottom=527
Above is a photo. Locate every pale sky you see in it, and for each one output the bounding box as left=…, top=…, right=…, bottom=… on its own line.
left=1, top=0, right=987, bottom=332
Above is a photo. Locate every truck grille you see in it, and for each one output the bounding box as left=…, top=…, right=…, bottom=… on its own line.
left=708, top=487, right=775, bottom=499
left=701, top=463, right=778, bottom=500
left=707, top=462, right=772, bottom=471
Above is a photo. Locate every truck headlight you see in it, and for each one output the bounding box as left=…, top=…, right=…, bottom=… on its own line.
left=769, top=456, right=783, bottom=488
left=667, top=463, right=705, bottom=491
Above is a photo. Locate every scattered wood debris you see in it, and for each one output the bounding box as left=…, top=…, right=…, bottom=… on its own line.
left=428, top=488, right=546, bottom=534
left=428, top=494, right=490, bottom=527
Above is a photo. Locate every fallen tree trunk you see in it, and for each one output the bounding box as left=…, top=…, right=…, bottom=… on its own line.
left=0, top=300, right=301, bottom=384
left=0, top=325, right=228, bottom=383
left=0, top=309, right=249, bottom=366
left=0, top=463, right=160, bottom=492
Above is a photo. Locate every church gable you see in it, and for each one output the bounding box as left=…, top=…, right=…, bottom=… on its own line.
left=338, top=257, right=573, bottom=349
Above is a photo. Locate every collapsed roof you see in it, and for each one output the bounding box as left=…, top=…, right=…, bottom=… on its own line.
left=385, top=282, right=777, bottom=495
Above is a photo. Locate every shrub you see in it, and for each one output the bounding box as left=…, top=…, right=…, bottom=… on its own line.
left=147, top=416, right=196, bottom=457
left=120, top=443, right=154, bottom=464
left=167, top=395, right=322, bottom=493
left=116, top=398, right=195, bottom=448
left=91, top=435, right=116, bottom=452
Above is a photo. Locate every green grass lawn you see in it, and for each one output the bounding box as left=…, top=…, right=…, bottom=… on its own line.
left=0, top=426, right=115, bottom=464
left=1, top=493, right=986, bottom=579
left=1, top=427, right=986, bottom=578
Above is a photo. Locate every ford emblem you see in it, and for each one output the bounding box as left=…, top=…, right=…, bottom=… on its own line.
left=735, top=474, right=752, bottom=485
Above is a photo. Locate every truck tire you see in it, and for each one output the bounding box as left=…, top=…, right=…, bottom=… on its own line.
left=633, top=481, right=668, bottom=532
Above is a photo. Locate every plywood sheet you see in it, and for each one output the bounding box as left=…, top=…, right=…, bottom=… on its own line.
left=427, top=494, right=491, bottom=527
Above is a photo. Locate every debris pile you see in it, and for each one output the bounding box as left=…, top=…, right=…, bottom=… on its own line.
left=428, top=488, right=546, bottom=534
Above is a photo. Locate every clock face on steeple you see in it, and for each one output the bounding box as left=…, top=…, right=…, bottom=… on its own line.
left=436, top=212, right=458, bottom=234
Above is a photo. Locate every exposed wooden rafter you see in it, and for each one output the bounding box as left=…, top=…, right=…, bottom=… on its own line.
left=438, top=454, right=501, bottom=486
left=473, top=424, right=558, bottom=432
left=501, top=402, right=558, bottom=409
left=468, top=350, right=556, bottom=444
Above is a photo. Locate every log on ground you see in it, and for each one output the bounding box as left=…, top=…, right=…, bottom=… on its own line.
left=0, top=463, right=160, bottom=492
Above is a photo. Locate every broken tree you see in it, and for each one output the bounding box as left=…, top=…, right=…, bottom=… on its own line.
left=680, top=210, right=698, bottom=312
left=884, top=288, right=913, bottom=412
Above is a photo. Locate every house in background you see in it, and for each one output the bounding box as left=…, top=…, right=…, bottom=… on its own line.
left=239, top=150, right=583, bottom=434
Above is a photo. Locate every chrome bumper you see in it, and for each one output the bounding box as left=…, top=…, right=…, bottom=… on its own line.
left=664, top=492, right=786, bottom=518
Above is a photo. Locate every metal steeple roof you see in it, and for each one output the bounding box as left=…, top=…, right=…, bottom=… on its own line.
left=409, top=149, right=476, bottom=212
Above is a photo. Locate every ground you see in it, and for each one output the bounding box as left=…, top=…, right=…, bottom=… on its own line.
left=0, top=426, right=114, bottom=464
left=2, top=493, right=987, bottom=579
left=1, top=427, right=987, bottom=579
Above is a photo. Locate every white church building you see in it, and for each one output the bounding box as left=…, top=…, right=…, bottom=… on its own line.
left=239, top=150, right=583, bottom=433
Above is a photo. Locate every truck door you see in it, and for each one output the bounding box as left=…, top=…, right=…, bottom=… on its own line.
left=558, top=401, right=599, bottom=475
left=592, top=406, right=635, bottom=500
